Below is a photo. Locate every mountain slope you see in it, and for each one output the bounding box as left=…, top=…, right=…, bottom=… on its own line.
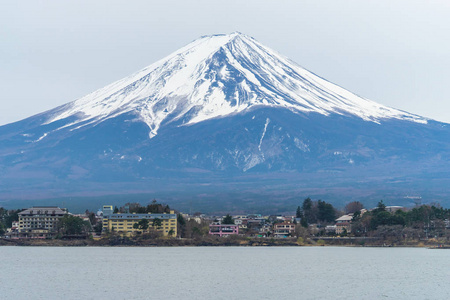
left=0, top=32, right=448, bottom=211
left=42, top=32, right=424, bottom=139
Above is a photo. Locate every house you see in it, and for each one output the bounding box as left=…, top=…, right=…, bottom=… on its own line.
left=234, top=219, right=244, bottom=226
left=273, top=222, right=295, bottom=237
left=238, top=219, right=248, bottom=230
left=18, top=206, right=67, bottom=238
left=209, top=224, right=239, bottom=237
left=335, top=214, right=353, bottom=234
left=101, top=205, right=177, bottom=237
left=325, top=225, right=337, bottom=234
left=190, top=216, right=203, bottom=224
left=259, top=223, right=272, bottom=235
left=10, top=221, right=19, bottom=232
left=3, top=221, right=20, bottom=238
left=247, top=219, right=265, bottom=229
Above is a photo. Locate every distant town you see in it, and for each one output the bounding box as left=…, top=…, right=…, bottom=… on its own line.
left=1, top=198, right=449, bottom=247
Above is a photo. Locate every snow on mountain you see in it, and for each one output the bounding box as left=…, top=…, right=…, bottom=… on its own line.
left=44, top=32, right=426, bottom=139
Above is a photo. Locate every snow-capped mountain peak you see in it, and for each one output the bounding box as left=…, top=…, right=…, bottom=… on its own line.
left=45, top=32, right=426, bottom=138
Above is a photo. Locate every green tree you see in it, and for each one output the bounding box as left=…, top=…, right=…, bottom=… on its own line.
left=302, top=197, right=312, bottom=212
left=296, top=206, right=303, bottom=218
left=375, top=200, right=386, bottom=212
left=0, top=222, right=5, bottom=235
left=3, top=209, right=21, bottom=228
left=391, top=210, right=406, bottom=226
left=352, top=211, right=361, bottom=222
left=222, top=214, right=234, bottom=224
left=133, top=219, right=149, bottom=231
left=370, top=210, right=391, bottom=230
left=177, top=214, right=186, bottom=237
left=369, top=206, right=406, bottom=231
left=302, top=197, right=317, bottom=225
left=152, top=218, right=162, bottom=228
left=87, top=212, right=97, bottom=226
left=93, top=222, right=103, bottom=234
left=300, top=217, right=308, bottom=228
left=317, top=200, right=335, bottom=223
left=57, top=215, right=90, bottom=236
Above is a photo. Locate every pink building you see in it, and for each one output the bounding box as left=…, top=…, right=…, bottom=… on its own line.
left=209, top=224, right=239, bottom=237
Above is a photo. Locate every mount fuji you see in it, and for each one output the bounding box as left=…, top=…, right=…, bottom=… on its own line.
left=1, top=32, right=449, bottom=212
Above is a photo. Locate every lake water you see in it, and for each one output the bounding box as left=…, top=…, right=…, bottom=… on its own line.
left=0, top=246, right=449, bottom=299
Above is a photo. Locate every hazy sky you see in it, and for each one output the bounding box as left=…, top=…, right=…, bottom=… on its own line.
left=1, top=0, right=449, bottom=125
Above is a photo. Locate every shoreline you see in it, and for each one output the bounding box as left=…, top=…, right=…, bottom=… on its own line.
left=1, top=237, right=447, bottom=248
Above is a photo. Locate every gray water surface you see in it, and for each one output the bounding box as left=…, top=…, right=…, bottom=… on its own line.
left=1, top=246, right=449, bottom=299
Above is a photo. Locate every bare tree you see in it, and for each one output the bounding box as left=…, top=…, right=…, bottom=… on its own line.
left=345, top=201, right=364, bottom=214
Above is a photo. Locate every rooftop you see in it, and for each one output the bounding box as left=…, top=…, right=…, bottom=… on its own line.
left=274, top=222, right=295, bottom=227
left=19, top=207, right=66, bottom=215
left=104, top=213, right=176, bottom=220
left=336, top=215, right=353, bottom=222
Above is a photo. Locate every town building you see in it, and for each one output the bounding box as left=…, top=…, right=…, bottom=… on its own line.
left=335, top=214, right=353, bottom=234
left=235, top=219, right=248, bottom=230
left=325, top=225, right=337, bottom=234
left=234, top=219, right=243, bottom=226
left=209, top=224, right=239, bottom=237
left=101, top=205, right=177, bottom=236
left=18, top=206, right=67, bottom=238
left=256, top=223, right=272, bottom=237
left=273, top=222, right=295, bottom=237
left=3, top=221, right=20, bottom=238
left=10, top=221, right=19, bottom=232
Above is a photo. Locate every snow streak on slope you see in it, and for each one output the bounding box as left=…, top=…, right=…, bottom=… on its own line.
left=45, top=32, right=427, bottom=138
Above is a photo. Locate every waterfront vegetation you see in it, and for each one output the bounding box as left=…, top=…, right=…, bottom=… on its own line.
left=0, top=207, right=21, bottom=235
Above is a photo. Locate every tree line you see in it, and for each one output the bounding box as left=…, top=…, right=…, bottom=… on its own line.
left=0, top=208, right=22, bottom=235
left=294, top=198, right=450, bottom=244
left=114, top=200, right=171, bottom=214
left=296, top=198, right=337, bottom=227
left=351, top=201, right=450, bottom=239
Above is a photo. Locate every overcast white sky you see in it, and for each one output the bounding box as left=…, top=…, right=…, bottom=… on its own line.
left=1, top=0, right=449, bottom=125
